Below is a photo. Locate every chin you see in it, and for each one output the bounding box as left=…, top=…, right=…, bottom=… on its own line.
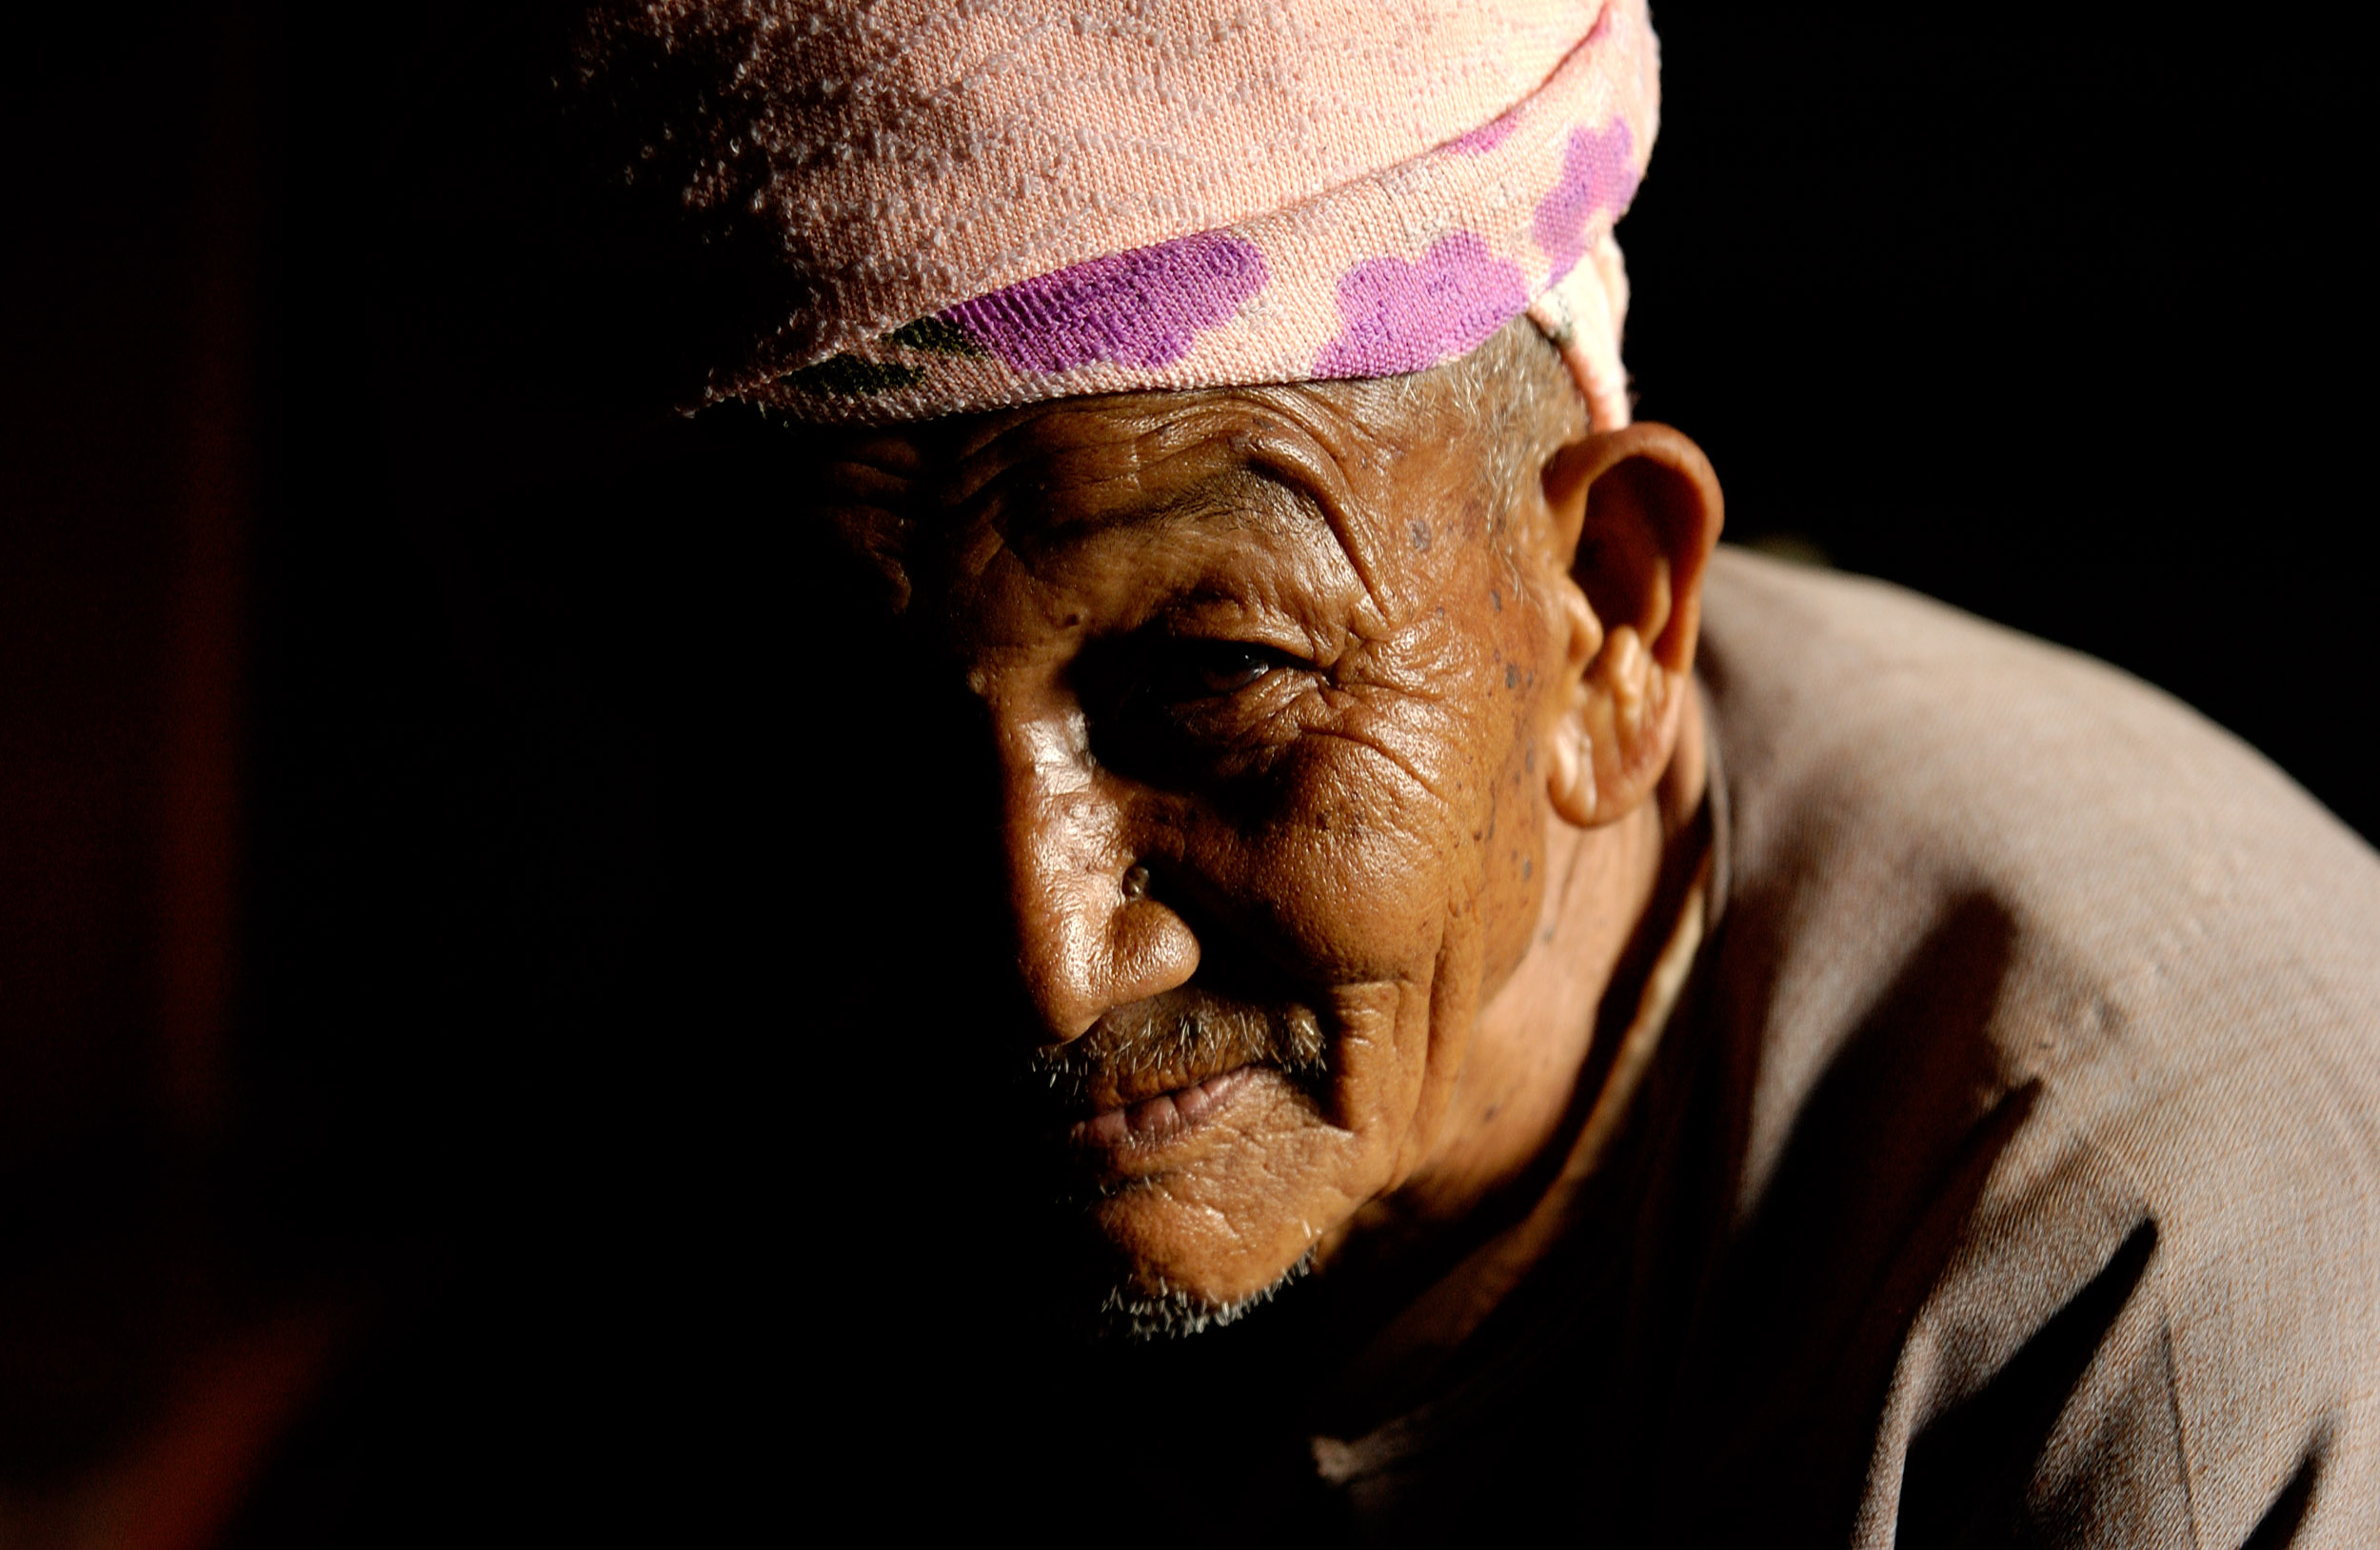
left=1078, top=1166, right=1337, bottom=1335
left=1063, top=1062, right=1374, bottom=1321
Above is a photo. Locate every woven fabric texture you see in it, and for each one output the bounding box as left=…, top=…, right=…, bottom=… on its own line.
left=577, top=0, right=1657, bottom=425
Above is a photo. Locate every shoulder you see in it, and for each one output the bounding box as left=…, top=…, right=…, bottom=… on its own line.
left=1697, top=546, right=2380, bottom=1091
left=1690, top=548, right=2380, bottom=1545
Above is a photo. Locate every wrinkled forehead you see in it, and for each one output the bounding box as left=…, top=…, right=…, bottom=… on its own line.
left=808, top=377, right=1496, bottom=627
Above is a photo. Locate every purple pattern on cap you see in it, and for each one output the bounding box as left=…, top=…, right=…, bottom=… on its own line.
left=1313, top=231, right=1529, bottom=379
left=1533, top=120, right=1639, bottom=282
left=942, top=231, right=1269, bottom=373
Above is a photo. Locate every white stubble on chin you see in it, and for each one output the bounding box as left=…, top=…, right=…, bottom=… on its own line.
left=1092, top=1244, right=1317, bottom=1342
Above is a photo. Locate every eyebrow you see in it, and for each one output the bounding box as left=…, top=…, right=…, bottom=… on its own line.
left=1140, top=462, right=1330, bottom=536
left=927, top=394, right=1403, bottom=616
left=939, top=415, right=1329, bottom=546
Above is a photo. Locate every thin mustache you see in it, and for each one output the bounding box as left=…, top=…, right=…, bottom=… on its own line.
left=1027, top=992, right=1327, bottom=1108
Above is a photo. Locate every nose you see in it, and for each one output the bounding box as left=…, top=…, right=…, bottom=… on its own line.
left=999, top=711, right=1200, bottom=1043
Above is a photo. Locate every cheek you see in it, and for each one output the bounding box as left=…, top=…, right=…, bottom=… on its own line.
left=1190, top=699, right=1505, bottom=986
left=1476, top=730, right=1553, bottom=987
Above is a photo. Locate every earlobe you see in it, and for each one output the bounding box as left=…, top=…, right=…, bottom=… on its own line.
left=1547, top=714, right=1597, bottom=828
left=1547, top=623, right=1688, bottom=830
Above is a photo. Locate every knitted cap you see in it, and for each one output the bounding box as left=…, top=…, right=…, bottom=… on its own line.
left=575, top=0, right=1658, bottom=426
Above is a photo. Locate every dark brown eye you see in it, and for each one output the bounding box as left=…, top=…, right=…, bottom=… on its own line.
left=1147, top=640, right=1295, bottom=703
left=1074, top=636, right=1309, bottom=783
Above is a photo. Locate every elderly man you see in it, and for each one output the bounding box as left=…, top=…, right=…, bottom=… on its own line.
left=564, top=2, right=2380, bottom=1542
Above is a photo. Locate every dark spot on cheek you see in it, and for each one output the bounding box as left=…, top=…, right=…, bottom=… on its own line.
left=1525, top=745, right=1536, bottom=773
left=1409, top=520, right=1431, bottom=552
left=1522, top=857, right=1533, bottom=881
left=1504, top=664, right=1518, bottom=689
left=1490, top=587, right=1503, bottom=612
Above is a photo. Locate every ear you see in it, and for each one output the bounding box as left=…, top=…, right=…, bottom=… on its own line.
left=1540, top=423, right=1724, bottom=829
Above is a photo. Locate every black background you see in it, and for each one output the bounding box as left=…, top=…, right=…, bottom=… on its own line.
left=1, top=2, right=2370, bottom=1539
left=1624, top=6, right=2370, bottom=841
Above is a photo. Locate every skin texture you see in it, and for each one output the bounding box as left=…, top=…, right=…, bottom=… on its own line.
left=807, top=341, right=1722, bottom=1346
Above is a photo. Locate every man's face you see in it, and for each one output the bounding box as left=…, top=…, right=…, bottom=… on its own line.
left=823, top=373, right=1576, bottom=1321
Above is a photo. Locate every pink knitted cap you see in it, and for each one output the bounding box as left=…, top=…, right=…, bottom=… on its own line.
left=581, top=0, right=1658, bottom=427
